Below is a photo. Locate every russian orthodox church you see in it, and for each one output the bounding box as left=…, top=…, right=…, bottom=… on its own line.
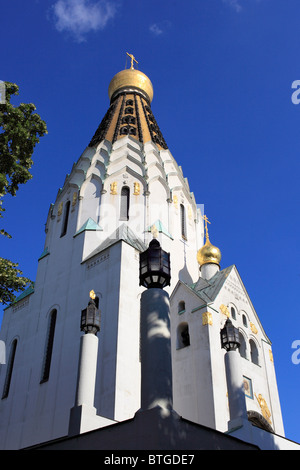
left=0, top=55, right=298, bottom=450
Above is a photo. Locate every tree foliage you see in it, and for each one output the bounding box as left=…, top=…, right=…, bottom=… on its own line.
left=0, top=82, right=47, bottom=305
left=0, top=82, right=47, bottom=197
left=0, top=258, right=32, bottom=306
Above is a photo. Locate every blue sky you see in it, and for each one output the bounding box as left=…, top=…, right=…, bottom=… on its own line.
left=1, top=0, right=300, bottom=443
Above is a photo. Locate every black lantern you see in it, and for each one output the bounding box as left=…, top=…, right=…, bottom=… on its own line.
left=220, top=318, right=240, bottom=351
left=139, top=239, right=171, bottom=289
left=81, top=299, right=101, bottom=335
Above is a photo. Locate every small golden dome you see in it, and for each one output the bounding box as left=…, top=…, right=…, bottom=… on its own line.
left=197, top=238, right=221, bottom=267
left=108, top=68, right=154, bottom=103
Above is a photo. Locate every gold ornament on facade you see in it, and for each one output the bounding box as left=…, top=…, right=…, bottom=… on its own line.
left=220, top=304, right=230, bottom=318
left=133, top=182, right=140, bottom=195
left=72, top=192, right=78, bottom=207
left=255, top=393, right=272, bottom=425
left=57, top=202, right=63, bottom=217
left=89, top=290, right=96, bottom=300
left=269, top=350, right=274, bottom=363
left=250, top=322, right=258, bottom=334
left=202, top=312, right=213, bottom=326
left=110, top=182, right=117, bottom=195
left=173, top=195, right=178, bottom=209
left=151, top=224, right=159, bottom=239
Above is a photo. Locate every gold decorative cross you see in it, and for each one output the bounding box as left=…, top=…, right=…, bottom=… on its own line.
left=202, top=214, right=211, bottom=240
left=126, top=52, right=138, bottom=69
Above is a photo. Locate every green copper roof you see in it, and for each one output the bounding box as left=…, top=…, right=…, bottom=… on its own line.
left=38, top=246, right=50, bottom=261
left=74, top=218, right=103, bottom=237
left=145, top=220, right=173, bottom=240
left=83, top=223, right=147, bottom=262
left=4, top=284, right=35, bottom=310
left=14, top=284, right=35, bottom=302
left=189, top=265, right=235, bottom=303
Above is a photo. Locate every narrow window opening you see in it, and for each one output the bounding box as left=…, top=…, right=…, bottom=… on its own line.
left=242, top=314, right=248, bottom=328
left=180, top=204, right=187, bottom=240
left=40, top=310, right=57, bottom=384
left=177, top=322, right=190, bottom=349
left=178, top=301, right=185, bottom=314
left=120, top=186, right=130, bottom=221
left=239, top=333, right=247, bottom=359
left=60, top=200, right=70, bottom=237
left=250, top=339, right=259, bottom=365
left=231, top=307, right=236, bottom=320
left=2, top=339, right=17, bottom=399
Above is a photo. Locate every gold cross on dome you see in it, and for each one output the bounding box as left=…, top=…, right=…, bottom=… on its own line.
left=126, top=52, right=138, bottom=69
left=202, top=214, right=211, bottom=240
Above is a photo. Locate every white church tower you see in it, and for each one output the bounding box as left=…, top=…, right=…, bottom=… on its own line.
left=170, top=216, right=285, bottom=438
left=0, top=56, right=291, bottom=450
left=0, top=56, right=202, bottom=449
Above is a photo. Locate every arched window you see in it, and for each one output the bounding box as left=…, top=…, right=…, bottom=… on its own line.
left=122, top=115, right=136, bottom=125
left=177, top=322, right=190, bottom=349
left=242, top=314, right=248, bottom=328
left=180, top=204, right=187, bottom=240
left=231, top=307, right=236, bottom=320
left=121, top=126, right=136, bottom=136
left=120, top=186, right=130, bottom=221
left=61, top=200, right=71, bottom=237
left=178, top=301, right=185, bottom=314
left=239, top=332, right=247, bottom=359
left=40, top=309, right=57, bottom=383
left=2, top=339, right=17, bottom=399
left=124, top=106, right=134, bottom=115
left=129, top=127, right=136, bottom=135
left=250, top=339, right=259, bottom=365
left=120, top=125, right=129, bottom=135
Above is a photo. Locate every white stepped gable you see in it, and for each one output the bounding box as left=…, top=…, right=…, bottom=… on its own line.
left=45, top=132, right=199, bottom=245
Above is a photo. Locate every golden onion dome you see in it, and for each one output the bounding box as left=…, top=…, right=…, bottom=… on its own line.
left=197, top=238, right=221, bottom=267
left=108, top=68, right=154, bottom=103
